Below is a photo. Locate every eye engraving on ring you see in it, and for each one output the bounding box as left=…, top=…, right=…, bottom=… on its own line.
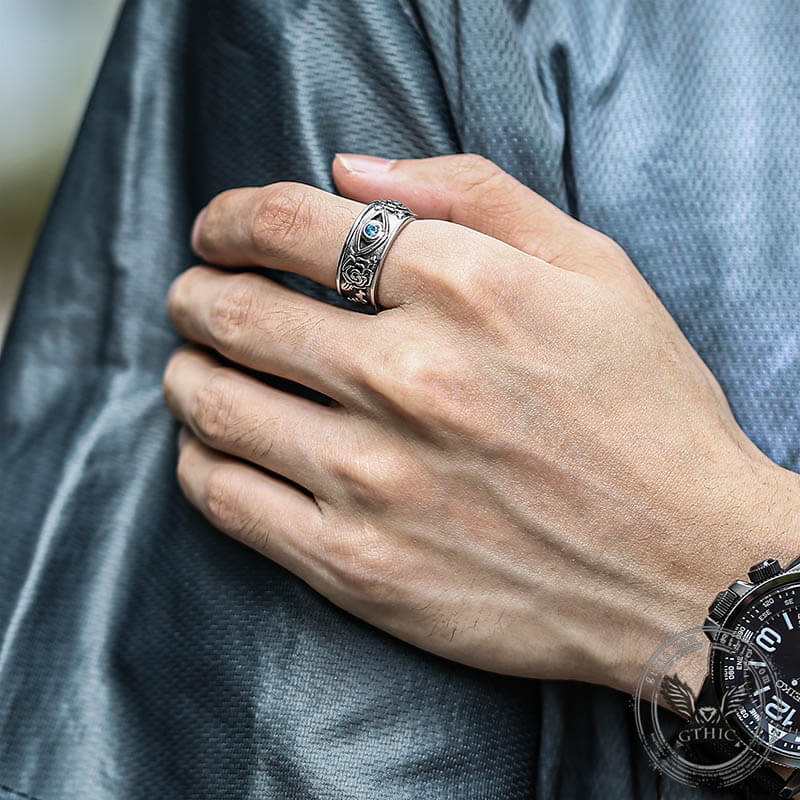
left=336, top=200, right=416, bottom=310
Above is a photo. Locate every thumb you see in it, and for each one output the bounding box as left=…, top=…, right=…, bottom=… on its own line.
left=332, top=152, right=605, bottom=272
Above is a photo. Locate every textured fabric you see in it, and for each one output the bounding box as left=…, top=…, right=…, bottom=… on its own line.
left=1, top=0, right=798, bottom=798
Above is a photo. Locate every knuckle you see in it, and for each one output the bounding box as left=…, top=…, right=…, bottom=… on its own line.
left=361, top=342, right=483, bottom=443
left=162, top=349, right=184, bottom=408
left=450, top=152, right=505, bottom=195
left=191, top=370, right=239, bottom=445
left=444, top=241, right=533, bottom=326
left=321, top=526, right=402, bottom=602
left=388, top=218, right=502, bottom=313
left=423, top=247, right=499, bottom=312
left=204, top=464, right=252, bottom=534
left=326, top=416, right=427, bottom=511
left=329, top=453, right=379, bottom=510
left=398, top=219, right=501, bottom=308
left=572, top=229, right=639, bottom=287
left=166, top=266, right=201, bottom=324
left=453, top=251, right=496, bottom=298
left=353, top=449, right=422, bottom=508
left=594, top=231, right=629, bottom=266
left=382, top=341, right=433, bottom=390
left=252, top=182, right=313, bottom=258
left=361, top=342, right=436, bottom=412
left=207, top=274, right=258, bottom=349
left=196, top=190, right=235, bottom=258
left=467, top=258, right=519, bottom=316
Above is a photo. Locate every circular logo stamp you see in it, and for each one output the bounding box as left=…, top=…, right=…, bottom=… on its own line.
left=632, top=625, right=784, bottom=789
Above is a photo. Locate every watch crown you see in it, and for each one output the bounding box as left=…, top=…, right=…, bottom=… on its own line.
left=748, top=558, right=782, bottom=584
left=708, top=589, right=739, bottom=623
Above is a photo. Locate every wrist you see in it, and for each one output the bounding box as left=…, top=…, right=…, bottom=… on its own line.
left=615, top=449, right=800, bottom=698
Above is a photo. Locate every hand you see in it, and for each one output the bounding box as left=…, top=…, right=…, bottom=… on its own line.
left=163, top=153, right=800, bottom=694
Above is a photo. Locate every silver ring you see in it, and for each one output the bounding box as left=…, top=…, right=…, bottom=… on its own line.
left=336, top=199, right=416, bottom=311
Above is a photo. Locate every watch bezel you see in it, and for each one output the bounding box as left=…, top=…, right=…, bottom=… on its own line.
left=709, top=567, right=800, bottom=769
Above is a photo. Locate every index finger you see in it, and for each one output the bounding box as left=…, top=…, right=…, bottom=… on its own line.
left=192, top=181, right=450, bottom=309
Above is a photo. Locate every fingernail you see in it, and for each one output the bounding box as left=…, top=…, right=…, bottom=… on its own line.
left=335, top=153, right=395, bottom=174
left=177, top=426, right=189, bottom=451
left=191, top=205, right=208, bottom=252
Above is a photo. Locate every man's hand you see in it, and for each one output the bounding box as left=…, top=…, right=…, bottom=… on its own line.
left=162, top=153, right=800, bottom=694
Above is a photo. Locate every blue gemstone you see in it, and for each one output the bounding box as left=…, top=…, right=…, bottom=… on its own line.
left=364, top=221, right=381, bottom=238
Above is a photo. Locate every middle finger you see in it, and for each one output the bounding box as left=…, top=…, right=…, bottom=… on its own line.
left=167, top=266, right=376, bottom=404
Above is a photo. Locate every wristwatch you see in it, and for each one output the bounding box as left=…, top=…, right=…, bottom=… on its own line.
left=698, top=556, right=800, bottom=798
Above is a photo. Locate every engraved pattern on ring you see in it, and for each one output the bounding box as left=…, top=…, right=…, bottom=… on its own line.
left=336, top=200, right=416, bottom=308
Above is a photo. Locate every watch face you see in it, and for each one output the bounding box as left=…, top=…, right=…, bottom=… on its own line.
left=713, top=573, right=800, bottom=762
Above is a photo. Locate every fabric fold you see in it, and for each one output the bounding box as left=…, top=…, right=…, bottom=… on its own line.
left=1, top=0, right=797, bottom=798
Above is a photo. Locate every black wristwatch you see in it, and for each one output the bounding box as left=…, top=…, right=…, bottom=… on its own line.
left=698, top=556, right=800, bottom=798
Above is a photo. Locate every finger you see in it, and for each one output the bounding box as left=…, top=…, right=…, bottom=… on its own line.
left=191, top=180, right=449, bottom=309
left=176, top=429, right=326, bottom=577
left=164, top=347, right=351, bottom=496
left=332, top=152, right=624, bottom=279
left=167, top=266, right=375, bottom=404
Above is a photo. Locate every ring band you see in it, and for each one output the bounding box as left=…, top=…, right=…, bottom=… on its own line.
left=336, top=199, right=416, bottom=311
